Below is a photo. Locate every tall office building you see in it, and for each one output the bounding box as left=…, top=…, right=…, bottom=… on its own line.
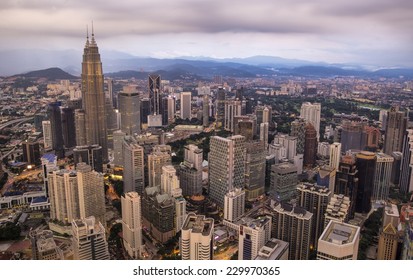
left=291, top=118, right=306, bottom=154
left=329, top=142, right=342, bottom=170
left=74, top=109, right=87, bottom=146
left=47, top=102, right=64, bottom=158
left=384, top=106, right=407, bottom=155
left=297, top=183, right=331, bottom=249
left=355, top=151, right=376, bottom=213
left=180, top=92, right=192, bottom=120
left=255, top=238, right=289, bottom=260
left=73, top=144, right=103, bottom=173
left=271, top=201, right=313, bottom=260
left=113, top=130, right=126, bottom=166
left=224, top=188, right=245, bottom=222
left=400, top=129, right=413, bottom=194
left=215, top=88, right=226, bottom=127
left=141, top=186, right=175, bottom=243
left=244, top=141, right=266, bottom=200
left=119, top=91, right=141, bottom=136
left=22, top=141, right=40, bottom=166
left=181, top=213, right=214, bottom=260
left=121, top=192, right=142, bottom=259
left=148, top=74, right=161, bottom=115
left=167, top=95, right=176, bottom=124
left=42, top=120, right=53, bottom=151
left=30, top=229, right=63, bottom=260
left=61, top=107, right=76, bottom=148
left=317, top=165, right=336, bottom=193
left=209, top=135, right=245, bottom=208
left=224, top=99, right=242, bottom=132
left=81, top=30, right=108, bottom=161
left=372, top=153, right=394, bottom=203
left=334, top=155, right=358, bottom=219
left=161, top=165, right=180, bottom=197
left=148, top=145, right=172, bottom=188
left=260, top=122, right=269, bottom=149
left=340, top=121, right=364, bottom=152
left=72, top=216, right=109, bottom=260
left=238, top=216, right=272, bottom=260
left=140, top=97, right=151, bottom=124
left=317, top=220, right=360, bottom=260
left=179, top=145, right=203, bottom=196
left=270, top=162, right=298, bottom=202
left=203, top=94, right=209, bottom=127
left=391, top=151, right=402, bottom=186
left=123, top=137, right=145, bottom=195
left=41, top=153, right=58, bottom=195
left=300, top=102, right=321, bottom=139
left=377, top=203, right=400, bottom=260
left=363, top=126, right=381, bottom=151
left=234, top=115, right=257, bottom=141
left=304, top=123, right=317, bottom=167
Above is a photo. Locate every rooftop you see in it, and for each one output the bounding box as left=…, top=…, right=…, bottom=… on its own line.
left=320, top=221, right=360, bottom=245
left=182, top=213, right=214, bottom=236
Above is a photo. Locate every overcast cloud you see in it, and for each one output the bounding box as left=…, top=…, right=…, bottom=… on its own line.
left=0, top=0, right=412, bottom=67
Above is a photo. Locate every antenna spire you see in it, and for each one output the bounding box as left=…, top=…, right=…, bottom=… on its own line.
left=85, top=25, right=90, bottom=47
left=90, top=21, right=96, bottom=45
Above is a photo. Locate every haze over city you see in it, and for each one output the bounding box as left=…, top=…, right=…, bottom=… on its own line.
left=1, top=0, right=413, bottom=69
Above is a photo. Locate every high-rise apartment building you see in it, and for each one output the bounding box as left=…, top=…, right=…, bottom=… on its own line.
left=384, top=106, right=407, bottom=155
left=317, top=220, right=360, bottom=260
left=224, top=188, right=245, bottom=222
left=123, top=136, right=145, bottom=195
left=271, top=201, right=313, bottom=260
left=224, top=99, right=242, bottom=132
left=81, top=31, right=108, bottom=161
left=148, top=145, right=172, bottom=189
left=181, top=213, right=214, bottom=260
left=300, top=102, right=321, bottom=140
left=324, top=194, right=350, bottom=227
left=297, top=183, right=331, bottom=249
left=209, top=135, right=245, bottom=208
left=72, top=216, right=109, bottom=260
left=121, top=192, right=142, bottom=259
left=119, top=91, right=141, bottom=136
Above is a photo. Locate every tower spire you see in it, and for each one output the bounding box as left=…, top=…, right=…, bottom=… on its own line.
left=85, top=25, right=90, bottom=48
left=90, top=21, right=96, bottom=46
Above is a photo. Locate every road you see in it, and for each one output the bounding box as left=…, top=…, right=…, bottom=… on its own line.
left=0, top=117, right=34, bottom=131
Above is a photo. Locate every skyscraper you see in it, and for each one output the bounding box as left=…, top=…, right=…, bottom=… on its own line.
left=400, top=129, right=413, bottom=194
left=335, top=155, right=358, bottom=219
left=297, top=183, right=331, bottom=249
left=215, top=88, right=226, bottom=128
left=203, top=94, right=209, bottom=127
left=181, top=213, right=214, bottom=260
left=148, top=74, right=161, bottom=115
left=123, top=137, right=145, bottom=195
left=244, top=141, right=266, bottom=200
left=224, top=99, right=242, bottom=132
left=81, top=29, right=108, bottom=161
left=180, top=92, right=192, bottom=120
left=42, top=120, right=53, bottom=151
left=260, top=122, right=269, bottom=149
left=30, top=229, right=63, bottom=260
left=224, top=188, right=245, bottom=222
left=340, top=121, right=364, bottom=152
left=121, top=192, right=142, bottom=259
left=384, top=106, right=407, bottom=155
left=73, top=144, right=103, bottom=173
left=329, top=142, right=342, bottom=170
left=270, top=162, right=298, bottom=202
left=47, top=102, right=64, bottom=158
left=291, top=118, right=306, bottom=154
left=74, top=109, right=87, bottom=146
left=238, top=216, right=272, bottom=260
left=22, top=141, right=40, bottom=166
left=72, top=216, right=109, bottom=260
left=148, top=145, right=172, bottom=189
left=355, top=151, right=376, bottom=213
left=179, top=144, right=203, bottom=196
left=372, top=153, right=394, bottom=203
left=209, top=135, right=245, bottom=208
left=271, top=201, right=313, bottom=260
left=61, top=107, right=76, bottom=148
left=119, top=91, right=141, bottom=136
left=377, top=203, right=400, bottom=260
left=300, top=102, right=321, bottom=140
left=304, top=123, right=317, bottom=167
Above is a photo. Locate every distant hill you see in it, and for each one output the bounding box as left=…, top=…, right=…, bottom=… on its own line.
left=13, top=67, right=78, bottom=80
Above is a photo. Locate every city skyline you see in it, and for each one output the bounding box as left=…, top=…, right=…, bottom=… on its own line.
left=0, top=0, right=412, bottom=68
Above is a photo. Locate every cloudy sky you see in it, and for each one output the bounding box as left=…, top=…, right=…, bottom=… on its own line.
left=1, top=0, right=412, bottom=67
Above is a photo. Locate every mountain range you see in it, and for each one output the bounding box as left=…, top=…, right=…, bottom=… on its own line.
left=1, top=49, right=412, bottom=79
